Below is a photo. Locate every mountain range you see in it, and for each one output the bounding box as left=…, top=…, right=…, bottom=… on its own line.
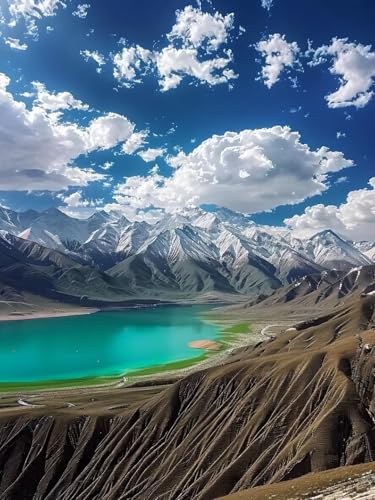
left=0, top=205, right=374, bottom=301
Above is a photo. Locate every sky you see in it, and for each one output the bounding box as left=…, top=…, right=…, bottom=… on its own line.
left=0, top=0, right=374, bottom=240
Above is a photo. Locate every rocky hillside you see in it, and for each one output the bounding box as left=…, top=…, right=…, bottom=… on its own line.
left=0, top=295, right=374, bottom=499
left=229, top=265, right=375, bottom=312
left=0, top=231, right=132, bottom=305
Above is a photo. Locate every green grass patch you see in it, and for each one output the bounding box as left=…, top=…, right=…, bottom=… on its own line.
left=0, top=374, right=121, bottom=393
left=223, top=323, right=251, bottom=335
left=219, top=322, right=252, bottom=344
left=128, top=353, right=210, bottom=377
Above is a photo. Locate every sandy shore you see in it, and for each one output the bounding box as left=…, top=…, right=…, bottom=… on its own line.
left=0, top=308, right=98, bottom=322
left=188, top=339, right=222, bottom=351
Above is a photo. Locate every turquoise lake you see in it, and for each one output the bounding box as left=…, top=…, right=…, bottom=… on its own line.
left=0, top=305, right=220, bottom=384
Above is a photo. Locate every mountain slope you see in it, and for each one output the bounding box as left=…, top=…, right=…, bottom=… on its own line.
left=302, top=229, right=372, bottom=270
left=108, top=222, right=282, bottom=295
left=0, top=232, right=131, bottom=304
left=0, top=296, right=374, bottom=499
left=232, top=265, right=375, bottom=312
left=0, top=206, right=374, bottom=298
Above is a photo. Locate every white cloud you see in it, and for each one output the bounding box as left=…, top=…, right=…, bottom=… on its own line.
left=4, top=37, right=28, bottom=50
left=59, top=206, right=97, bottom=218
left=285, top=178, right=375, bottom=240
left=100, top=161, right=114, bottom=170
left=112, top=5, right=237, bottom=91
left=72, top=3, right=90, bottom=19
left=2, top=0, right=66, bottom=42
left=58, top=191, right=90, bottom=207
left=102, top=202, right=165, bottom=223
left=80, top=49, right=106, bottom=72
left=122, top=130, right=148, bottom=154
left=335, top=176, right=348, bottom=184
left=336, top=131, right=346, bottom=139
left=87, top=112, right=134, bottom=149
left=255, top=33, right=301, bottom=88
left=8, top=0, right=65, bottom=20
left=167, top=5, right=234, bottom=51
left=57, top=191, right=104, bottom=219
left=138, top=147, right=166, bottom=162
left=261, top=0, right=274, bottom=10
left=0, top=72, right=140, bottom=190
left=113, top=44, right=153, bottom=88
left=310, top=38, right=375, bottom=108
left=155, top=46, right=237, bottom=92
left=113, top=126, right=353, bottom=214
left=31, top=81, right=89, bottom=111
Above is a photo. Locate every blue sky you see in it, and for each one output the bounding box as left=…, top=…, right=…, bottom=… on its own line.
left=0, top=0, right=374, bottom=239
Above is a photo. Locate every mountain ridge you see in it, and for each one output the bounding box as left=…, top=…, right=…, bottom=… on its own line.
left=0, top=206, right=373, bottom=299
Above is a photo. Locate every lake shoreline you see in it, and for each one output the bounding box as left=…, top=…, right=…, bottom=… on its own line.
left=0, top=304, right=235, bottom=392
left=0, top=299, right=230, bottom=323
left=0, top=305, right=282, bottom=395
left=0, top=308, right=99, bottom=322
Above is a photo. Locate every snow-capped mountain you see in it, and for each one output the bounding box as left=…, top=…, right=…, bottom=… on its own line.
left=0, top=206, right=373, bottom=297
left=301, top=229, right=371, bottom=270
left=354, top=241, right=375, bottom=262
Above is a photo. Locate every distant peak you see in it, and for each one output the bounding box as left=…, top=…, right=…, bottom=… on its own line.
left=42, top=207, right=66, bottom=217
left=88, top=210, right=110, bottom=221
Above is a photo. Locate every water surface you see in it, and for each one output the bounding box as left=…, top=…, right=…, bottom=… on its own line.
left=0, top=305, right=220, bottom=384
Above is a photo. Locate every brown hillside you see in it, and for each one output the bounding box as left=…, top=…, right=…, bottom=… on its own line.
left=0, top=296, right=374, bottom=499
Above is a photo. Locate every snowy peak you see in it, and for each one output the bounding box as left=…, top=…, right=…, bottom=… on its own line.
left=193, top=212, right=223, bottom=232
left=304, top=229, right=372, bottom=269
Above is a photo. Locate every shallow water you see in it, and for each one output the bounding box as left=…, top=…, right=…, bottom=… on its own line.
left=0, top=305, right=220, bottom=383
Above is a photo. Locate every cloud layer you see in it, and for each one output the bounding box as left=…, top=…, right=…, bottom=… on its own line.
left=0, top=73, right=142, bottom=190
left=285, top=178, right=375, bottom=240
left=112, top=126, right=353, bottom=214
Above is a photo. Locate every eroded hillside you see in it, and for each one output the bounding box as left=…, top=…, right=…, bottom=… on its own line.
left=0, top=296, right=374, bottom=499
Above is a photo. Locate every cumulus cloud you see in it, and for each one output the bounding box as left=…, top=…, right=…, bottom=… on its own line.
left=113, top=45, right=153, bottom=87
left=112, top=126, right=353, bottom=214
left=285, top=178, right=375, bottom=240
left=310, top=38, right=375, bottom=108
left=122, top=130, right=148, bottom=154
left=138, top=147, right=166, bottom=162
left=31, top=81, right=89, bottom=111
left=111, top=5, right=237, bottom=91
left=58, top=191, right=90, bottom=207
left=4, top=37, right=28, bottom=50
left=155, top=46, right=237, bottom=92
left=72, top=3, right=90, bottom=19
left=0, top=72, right=142, bottom=190
left=167, top=5, right=234, bottom=51
left=80, top=49, right=106, bottom=72
left=255, top=33, right=301, bottom=88
left=87, top=112, right=134, bottom=149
